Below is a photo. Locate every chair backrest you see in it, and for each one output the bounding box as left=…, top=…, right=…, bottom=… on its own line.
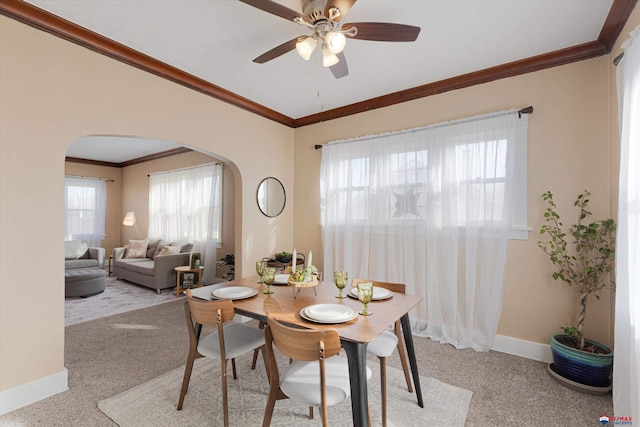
left=352, top=278, right=406, bottom=294
left=185, top=288, right=235, bottom=326
left=266, top=313, right=341, bottom=362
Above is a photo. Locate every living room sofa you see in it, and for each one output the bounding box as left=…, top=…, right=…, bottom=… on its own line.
left=64, top=240, right=106, bottom=297
left=112, top=239, right=193, bottom=293
left=65, top=240, right=105, bottom=270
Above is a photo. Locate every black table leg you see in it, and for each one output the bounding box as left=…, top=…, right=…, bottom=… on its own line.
left=341, top=340, right=369, bottom=427
left=401, top=313, right=424, bottom=407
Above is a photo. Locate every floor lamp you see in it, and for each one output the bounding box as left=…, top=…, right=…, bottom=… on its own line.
left=122, top=211, right=138, bottom=240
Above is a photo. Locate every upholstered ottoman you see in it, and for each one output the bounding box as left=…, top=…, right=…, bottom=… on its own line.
left=65, top=268, right=106, bottom=297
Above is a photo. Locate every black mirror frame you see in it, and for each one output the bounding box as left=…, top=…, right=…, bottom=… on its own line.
left=257, top=177, right=286, bottom=218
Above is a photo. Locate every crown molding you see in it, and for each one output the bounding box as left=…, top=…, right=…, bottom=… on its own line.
left=65, top=147, right=193, bottom=168
left=1, top=0, right=636, bottom=129
left=0, top=0, right=295, bottom=127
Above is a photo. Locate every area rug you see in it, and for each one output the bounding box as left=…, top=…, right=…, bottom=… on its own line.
left=65, top=276, right=181, bottom=326
left=99, top=351, right=472, bottom=426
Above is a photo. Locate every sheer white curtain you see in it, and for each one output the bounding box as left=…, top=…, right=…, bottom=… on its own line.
left=64, top=177, right=106, bottom=247
left=148, top=163, right=222, bottom=284
left=321, top=111, right=527, bottom=350
left=615, top=25, right=640, bottom=423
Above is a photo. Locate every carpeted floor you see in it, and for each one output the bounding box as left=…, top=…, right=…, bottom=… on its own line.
left=98, top=353, right=472, bottom=426
left=65, top=276, right=181, bottom=326
left=0, top=299, right=614, bottom=426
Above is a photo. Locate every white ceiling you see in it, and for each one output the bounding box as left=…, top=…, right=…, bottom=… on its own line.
left=24, top=0, right=615, bottom=162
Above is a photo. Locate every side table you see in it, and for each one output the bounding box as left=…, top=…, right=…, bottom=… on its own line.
left=175, top=265, right=204, bottom=297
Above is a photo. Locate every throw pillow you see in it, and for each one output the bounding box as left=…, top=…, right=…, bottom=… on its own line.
left=154, top=240, right=171, bottom=258
left=146, top=239, right=161, bottom=258
left=157, top=245, right=180, bottom=256
left=180, top=243, right=194, bottom=253
left=124, top=239, right=149, bottom=259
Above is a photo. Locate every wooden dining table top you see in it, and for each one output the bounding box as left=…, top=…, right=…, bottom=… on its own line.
left=191, top=276, right=422, bottom=344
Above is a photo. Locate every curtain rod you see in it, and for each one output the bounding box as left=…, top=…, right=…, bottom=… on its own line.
left=314, top=106, right=534, bottom=150
left=65, top=174, right=114, bottom=182
left=147, top=162, right=222, bottom=177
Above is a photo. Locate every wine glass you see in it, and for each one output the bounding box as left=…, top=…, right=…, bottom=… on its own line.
left=256, top=260, right=267, bottom=284
left=262, top=267, right=276, bottom=294
left=334, top=270, right=348, bottom=299
left=357, top=281, right=373, bottom=316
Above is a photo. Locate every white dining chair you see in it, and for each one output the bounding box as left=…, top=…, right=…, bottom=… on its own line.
left=353, top=278, right=414, bottom=427
left=261, top=312, right=371, bottom=427
left=177, top=289, right=267, bottom=427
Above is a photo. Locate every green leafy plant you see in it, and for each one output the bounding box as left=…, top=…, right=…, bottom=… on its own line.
left=537, top=190, right=616, bottom=351
left=217, top=253, right=235, bottom=281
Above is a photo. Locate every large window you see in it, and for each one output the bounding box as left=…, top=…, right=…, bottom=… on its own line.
left=148, top=163, right=222, bottom=244
left=320, top=110, right=529, bottom=351
left=64, top=176, right=106, bottom=246
left=321, top=116, right=528, bottom=239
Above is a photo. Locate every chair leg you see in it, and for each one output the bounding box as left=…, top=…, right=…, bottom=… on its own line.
left=232, top=358, right=237, bottom=380
left=251, top=321, right=266, bottom=369
left=380, top=357, right=387, bottom=427
left=308, top=406, right=314, bottom=419
left=395, top=321, right=414, bottom=393
left=221, top=359, right=229, bottom=427
left=177, top=349, right=197, bottom=410
left=261, top=383, right=279, bottom=427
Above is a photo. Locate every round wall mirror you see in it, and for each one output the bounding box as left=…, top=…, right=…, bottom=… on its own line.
left=257, top=177, right=286, bottom=218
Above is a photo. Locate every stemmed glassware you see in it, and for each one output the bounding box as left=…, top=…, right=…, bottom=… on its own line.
left=256, top=260, right=267, bottom=284
left=262, top=267, right=276, bottom=294
left=357, top=281, right=373, bottom=316
left=334, top=270, right=348, bottom=299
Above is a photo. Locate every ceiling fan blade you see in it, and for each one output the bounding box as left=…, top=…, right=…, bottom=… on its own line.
left=325, top=0, right=357, bottom=20
left=330, top=52, right=349, bottom=79
left=239, top=0, right=305, bottom=23
left=253, top=38, right=299, bottom=64
left=343, top=22, right=421, bottom=42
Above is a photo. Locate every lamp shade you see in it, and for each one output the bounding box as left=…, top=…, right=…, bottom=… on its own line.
left=296, top=36, right=317, bottom=61
left=123, top=211, right=136, bottom=226
left=325, top=31, right=346, bottom=54
left=322, top=46, right=339, bottom=67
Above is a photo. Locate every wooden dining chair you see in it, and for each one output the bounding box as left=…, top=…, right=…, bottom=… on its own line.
left=177, top=289, right=267, bottom=427
left=353, top=278, right=414, bottom=427
left=261, top=312, right=370, bottom=427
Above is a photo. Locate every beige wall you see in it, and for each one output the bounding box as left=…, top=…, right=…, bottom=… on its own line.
left=294, top=56, right=614, bottom=347
left=0, top=17, right=294, bottom=393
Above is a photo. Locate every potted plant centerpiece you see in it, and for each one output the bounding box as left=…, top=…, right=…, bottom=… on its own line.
left=537, top=190, right=616, bottom=392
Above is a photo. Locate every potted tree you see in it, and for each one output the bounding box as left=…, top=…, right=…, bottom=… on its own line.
left=537, top=190, right=616, bottom=393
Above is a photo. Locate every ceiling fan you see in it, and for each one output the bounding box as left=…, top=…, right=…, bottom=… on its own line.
left=239, top=0, right=421, bottom=79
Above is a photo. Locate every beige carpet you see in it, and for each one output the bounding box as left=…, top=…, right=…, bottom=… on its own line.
left=98, top=351, right=472, bottom=426
left=65, top=276, right=182, bottom=326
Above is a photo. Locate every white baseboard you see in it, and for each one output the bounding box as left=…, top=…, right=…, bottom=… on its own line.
left=492, top=334, right=553, bottom=363
left=0, top=369, right=68, bottom=415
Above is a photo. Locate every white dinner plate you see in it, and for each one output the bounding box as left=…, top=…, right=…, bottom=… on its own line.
left=274, top=274, right=289, bottom=285
left=349, top=287, right=393, bottom=300
left=304, top=304, right=354, bottom=322
left=300, top=305, right=358, bottom=324
left=212, top=286, right=257, bottom=300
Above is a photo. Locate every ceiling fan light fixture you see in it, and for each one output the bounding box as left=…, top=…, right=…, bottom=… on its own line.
left=322, top=46, right=339, bottom=67
left=296, top=36, right=317, bottom=60
left=325, top=31, right=346, bottom=54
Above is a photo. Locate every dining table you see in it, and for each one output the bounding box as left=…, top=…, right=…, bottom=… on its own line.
left=190, top=275, right=424, bottom=427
